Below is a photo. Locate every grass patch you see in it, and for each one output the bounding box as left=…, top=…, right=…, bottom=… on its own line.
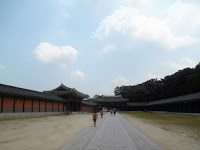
left=121, top=112, right=200, bottom=140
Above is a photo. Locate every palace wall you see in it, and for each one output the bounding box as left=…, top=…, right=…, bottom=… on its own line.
left=80, top=105, right=94, bottom=112
left=0, top=96, right=67, bottom=113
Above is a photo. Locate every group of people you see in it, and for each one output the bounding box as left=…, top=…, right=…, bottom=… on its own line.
left=110, top=108, right=116, bottom=116
left=92, top=108, right=117, bottom=127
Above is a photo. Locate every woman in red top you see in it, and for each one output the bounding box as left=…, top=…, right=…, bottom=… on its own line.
left=93, top=111, right=98, bottom=127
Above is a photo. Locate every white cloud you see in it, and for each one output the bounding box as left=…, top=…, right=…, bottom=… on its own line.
left=166, top=1, right=200, bottom=36
left=112, top=76, right=128, bottom=86
left=147, top=73, right=162, bottom=80
left=71, top=70, right=85, bottom=81
left=161, top=57, right=197, bottom=71
left=93, top=1, right=200, bottom=49
left=122, top=0, right=156, bottom=7
left=33, top=42, right=78, bottom=67
left=101, top=44, right=116, bottom=54
left=0, top=65, right=5, bottom=69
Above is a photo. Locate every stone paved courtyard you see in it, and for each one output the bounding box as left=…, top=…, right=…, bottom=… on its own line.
left=60, top=113, right=162, bottom=150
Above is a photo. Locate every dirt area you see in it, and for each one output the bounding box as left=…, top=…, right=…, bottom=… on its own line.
left=121, top=113, right=200, bottom=150
left=0, top=113, right=92, bottom=150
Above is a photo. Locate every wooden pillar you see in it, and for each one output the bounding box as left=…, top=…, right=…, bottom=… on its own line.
left=171, top=104, right=173, bottom=112
left=45, top=101, right=47, bottom=112
left=13, top=97, right=16, bottom=113
left=189, top=103, right=191, bottom=113
left=175, top=104, right=176, bottom=112
left=183, top=103, right=185, bottom=112
left=175, top=104, right=177, bottom=112
left=52, top=102, right=53, bottom=112
left=178, top=103, right=179, bottom=112
left=58, top=103, right=59, bottom=112
left=1, top=95, right=4, bottom=113
left=72, top=102, right=74, bottom=111
left=181, top=103, right=183, bottom=112
left=177, top=103, right=179, bottom=112
left=180, top=103, right=182, bottom=112
left=23, top=98, right=25, bottom=112
left=173, top=104, right=175, bottom=112
left=32, top=99, right=33, bottom=112
left=185, top=103, right=187, bottom=113
left=39, top=100, right=40, bottom=112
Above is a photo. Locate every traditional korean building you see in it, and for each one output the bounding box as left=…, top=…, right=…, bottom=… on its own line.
left=0, top=83, right=89, bottom=113
left=0, top=83, right=67, bottom=113
left=95, top=95, right=129, bottom=110
left=44, top=84, right=89, bottom=112
left=2, top=82, right=199, bottom=114
left=81, top=99, right=96, bottom=112
left=126, top=92, right=200, bottom=113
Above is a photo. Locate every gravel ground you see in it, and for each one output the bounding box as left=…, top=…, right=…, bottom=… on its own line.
left=0, top=113, right=92, bottom=150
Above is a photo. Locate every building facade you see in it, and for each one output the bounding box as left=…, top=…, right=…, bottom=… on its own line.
left=0, top=84, right=67, bottom=113
left=1, top=83, right=199, bottom=114
left=126, top=92, right=200, bottom=113
left=0, top=83, right=88, bottom=113
left=44, top=84, right=89, bottom=112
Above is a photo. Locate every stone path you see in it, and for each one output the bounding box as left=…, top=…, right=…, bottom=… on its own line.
left=60, top=113, right=162, bottom=150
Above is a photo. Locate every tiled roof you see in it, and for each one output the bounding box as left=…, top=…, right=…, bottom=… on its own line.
left=126, top=102, right=147, bottom=106
left=127, top=92, right=200, bottom=106
left=0, top=83, right=66, bottom=102
left=81, top=100, right=97, bottom=106
left=44, top=84, right=89, bottom=98
left=147, top=92, right=200, bottom=105
left=95, top=95, right=129, bottom=103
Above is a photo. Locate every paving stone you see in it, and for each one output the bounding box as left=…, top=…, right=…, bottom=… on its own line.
left=60, top=113, right=162, bottom=150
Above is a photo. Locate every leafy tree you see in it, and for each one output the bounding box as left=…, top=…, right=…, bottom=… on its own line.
left=114, top=62, right=200, bottom=102
left=93, top=95, right=101, bottom=99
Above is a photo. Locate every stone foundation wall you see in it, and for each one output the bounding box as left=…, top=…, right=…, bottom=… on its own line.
left=0, top=112, right=68, bottom=120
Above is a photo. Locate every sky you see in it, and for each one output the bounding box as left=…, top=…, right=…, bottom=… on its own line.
left=0, top=0, right=200, bottom=98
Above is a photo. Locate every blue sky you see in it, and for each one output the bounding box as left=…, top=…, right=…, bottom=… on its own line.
left=1, top=0, right=200, bottom=97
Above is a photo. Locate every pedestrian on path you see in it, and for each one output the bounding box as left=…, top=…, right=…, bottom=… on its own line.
left=100, top=110, right=103, bottom=118
left=93, top=111, right=98, bottom=127
left=114, top=110, right=116, bottom=116
left=110, top=109, right=112, bottom=115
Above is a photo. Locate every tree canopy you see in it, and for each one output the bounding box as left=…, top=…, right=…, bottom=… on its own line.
left=114, top=63, right=200, bottom=102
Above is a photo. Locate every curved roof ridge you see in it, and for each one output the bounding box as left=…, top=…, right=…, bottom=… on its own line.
left=102, top=95, right=122, bottom=98
left=45, top=84, right=89, bottom=98
left=0, top=83, right=66, bottom=102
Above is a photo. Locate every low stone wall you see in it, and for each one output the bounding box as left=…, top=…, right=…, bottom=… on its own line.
left=0, top=112, right=69, bottom=120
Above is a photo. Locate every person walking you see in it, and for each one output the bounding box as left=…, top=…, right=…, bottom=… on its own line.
left=113, top=108, right=116, bottom=116
left=100, top=109, right=103, bottom=118
left=110, top=109, right=112, bottom=115
left=114, top=110, right=116, bottom=116
left=93, top=111, right=98, bottom=127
